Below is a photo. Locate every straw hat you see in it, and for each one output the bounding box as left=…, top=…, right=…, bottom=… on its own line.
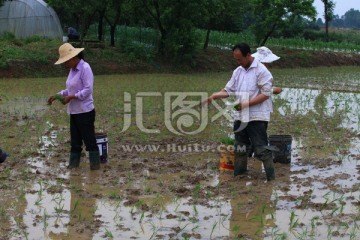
left=251, top=46, right=280, bottom=63
left=55, top=43, right=84, bottom=65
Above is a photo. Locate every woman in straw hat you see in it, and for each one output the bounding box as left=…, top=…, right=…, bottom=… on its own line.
left=252, top=46, right=282, bottom=94
left=47, top=43, right=100, bottom=170
left=245, top=46, right=282, bottom=158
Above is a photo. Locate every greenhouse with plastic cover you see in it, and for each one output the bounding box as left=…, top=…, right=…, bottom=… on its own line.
left=0, top=0, right=62, bottom=39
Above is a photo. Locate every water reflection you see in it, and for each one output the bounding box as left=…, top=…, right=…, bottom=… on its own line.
left=92, top=196, right=233, bottom=239
left=275, top=88, right=360, bottom=131
left=20, top=181, right=71, bottom=240
left=229, top=167, right=275, bottom=239
left=66, top=171, right=100, bottom=239
left=265, top=133, right=360, bottom=239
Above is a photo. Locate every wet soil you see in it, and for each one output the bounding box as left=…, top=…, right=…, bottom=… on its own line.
left=1, top=122, right=359, bottom=239
left=1, top=51, right=360, bottom=239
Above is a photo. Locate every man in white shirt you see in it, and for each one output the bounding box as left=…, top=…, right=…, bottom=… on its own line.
left=203, top=43, right=275, bottom=181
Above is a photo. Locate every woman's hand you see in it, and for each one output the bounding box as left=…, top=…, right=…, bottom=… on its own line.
left=63, top=95, right=77, bottom=105
left=47, top=96, right=56, bottom=105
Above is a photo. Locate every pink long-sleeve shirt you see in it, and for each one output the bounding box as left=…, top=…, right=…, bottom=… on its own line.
left=58, top=59, right=95, bottom=114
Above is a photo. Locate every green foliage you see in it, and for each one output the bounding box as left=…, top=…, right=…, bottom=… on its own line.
left=219, top=137, right=235, bottom=145
left=344, top=9, right=360, bottom=28
left=197, top=28, right=256, bottom=48
left=23, top=35, right=47, bottom=44
left=120, top=41, right=155, bottom=62
left=0, top=59, right=8, bottom=70
left=0, top=32, right=16, bottom=41
left=251, top=0, right=316, bottom=46
left=162, top=27, right=201, bottom=64
left=114, top=25, right=158, bottom=47
left=134, top=0, right=207, bottom=63
left=320, top=0, right=335, bottom=22
left=43, top=0, right=360, bottom=62
left=0, top=36, right=57, bottom=65
left=303, top=29, right=357, bottom=43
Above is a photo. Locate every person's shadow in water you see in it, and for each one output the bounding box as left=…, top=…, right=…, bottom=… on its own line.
left=228, top=156, right=291, bottom=238
left=52, top=169, right=102, bottom=239
left=221, top=158, right=278, bottom=239
left=230, top=180, right=274, bottom=239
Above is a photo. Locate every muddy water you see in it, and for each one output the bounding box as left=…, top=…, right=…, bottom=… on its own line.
left=0, top=97, right=48, bottom=123
left=2, top=88, right=360, bottom=240
left=277, top=88, right=360, bottom=131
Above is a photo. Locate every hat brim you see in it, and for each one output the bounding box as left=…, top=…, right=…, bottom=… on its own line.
left=252, top=52, right=280, bottom=63
left=54, top=48, right=84, bottom=65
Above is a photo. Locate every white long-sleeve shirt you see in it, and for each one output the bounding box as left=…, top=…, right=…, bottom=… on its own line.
left=224, top=60, right=273, bottom=122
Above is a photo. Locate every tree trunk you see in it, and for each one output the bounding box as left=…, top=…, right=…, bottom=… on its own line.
left=203, top=26, right=211, bottom=50
left=110, top=25, right=116, bottom=47
left=324, top=0, right=329, bottom=42
left=98, top=10, right=106, bottom=41
left=260, top=23, right=277, bottom=46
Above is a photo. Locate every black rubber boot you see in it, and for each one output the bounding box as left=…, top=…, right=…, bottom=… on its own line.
left=89, top=151, right=100, bottom=170
left=234, top=143, right=248, bottom=176
left=256, top=147, right=275, bottom=181
left=264, top=166, right=275, bottom=181
left=67, top=152, right=81, bottom=169
left=247, top=144, right=254, bottom=157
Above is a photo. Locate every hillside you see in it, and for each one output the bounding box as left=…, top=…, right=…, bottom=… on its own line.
left=1, top=46, right=360, bottom=78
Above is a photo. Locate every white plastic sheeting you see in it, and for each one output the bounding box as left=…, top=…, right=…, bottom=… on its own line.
left=0, top=0, right=63, bottom=39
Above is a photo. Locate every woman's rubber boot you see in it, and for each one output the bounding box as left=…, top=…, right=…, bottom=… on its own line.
left=67, top=152, right=81, bottom=169
left=89, top=151, right=100, bottom=170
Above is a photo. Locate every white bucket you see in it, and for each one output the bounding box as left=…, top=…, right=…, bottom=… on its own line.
left=62, top=36, right=69, bottom=42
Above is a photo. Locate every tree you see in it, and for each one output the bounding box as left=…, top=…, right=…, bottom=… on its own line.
left=320, top=0, right=335, bottom=41
left=97, top=6, right=107, bottom=41
left=132, top=0, right=207, bottom=62
left=202, top=0, right=227, bottom=50
left=202, top=0, right=234, bottom=50
left=104, top=0, right=124, bottom=46
left=343, top=9, right=360, bottom=28
left=201, top=0, right=253, bottom=50
left=316, top=17, right=324, bottom=26
left=277, top=16, right=308, bottom=38
left=330, top=14, right=344, bottom=28
left=251, top=0, right=316, bottom=46
left=47, top=0, right=102, bottom=39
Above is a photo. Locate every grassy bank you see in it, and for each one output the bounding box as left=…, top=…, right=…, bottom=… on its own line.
left=1, top=34, right=360, bottom=79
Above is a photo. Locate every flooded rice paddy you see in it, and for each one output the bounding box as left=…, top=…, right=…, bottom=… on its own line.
left=1, top=70, right=360, bottom=240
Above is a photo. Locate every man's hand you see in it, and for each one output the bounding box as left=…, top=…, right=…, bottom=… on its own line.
left=200, top=96, right=213, bottom=108
left=234, top=102, right=248, bottom=111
